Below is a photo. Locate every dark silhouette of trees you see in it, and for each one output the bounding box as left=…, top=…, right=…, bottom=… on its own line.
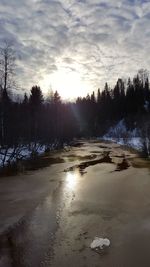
left=74, top=72, right=150, bottom=137
left=29, top=86, right=44, bottom=144
left=0, top=41, right=16, bottom=92
left=6, top=72, right=150, bottom=143
left=0, top=42, right=16, bottom=147
left=1, top=41, right=150, bottom=164
left=0, top=55, right=149, bottom=157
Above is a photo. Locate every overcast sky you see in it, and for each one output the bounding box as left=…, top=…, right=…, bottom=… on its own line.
left=0, top=0, right=150, bottom=98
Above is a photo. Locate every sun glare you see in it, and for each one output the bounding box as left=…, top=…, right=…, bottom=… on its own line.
left=66, top=172, right=78, bottom=190
left=39, top=69, right=91, bottom=100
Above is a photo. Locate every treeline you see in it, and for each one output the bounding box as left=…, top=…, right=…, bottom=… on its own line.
left=76, top=71, right=150, bottom=136
left=0, top=43, right=150, bottom=149
left=0, top=70, right=150, bottom=149
left=0, top=87, right=79, bottom=148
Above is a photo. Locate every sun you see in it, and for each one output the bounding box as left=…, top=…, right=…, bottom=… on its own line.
left=39, top=69, right=91, bottom=100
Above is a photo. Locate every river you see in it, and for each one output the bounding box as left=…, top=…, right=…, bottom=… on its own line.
left=0, top=140, right=150, bottom=267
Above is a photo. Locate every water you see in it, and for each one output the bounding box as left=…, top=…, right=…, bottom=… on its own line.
left=1, top=141, right=150, bottom=267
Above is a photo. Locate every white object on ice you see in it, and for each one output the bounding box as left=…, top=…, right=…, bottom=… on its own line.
left=90, top=237, right=110, bottom=250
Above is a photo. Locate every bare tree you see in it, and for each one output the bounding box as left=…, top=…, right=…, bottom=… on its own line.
left=138, top=69, right=149, bottom=84
left=0, top=41, right=16, bottom=146
left=0, top=41, right=16, bottom=92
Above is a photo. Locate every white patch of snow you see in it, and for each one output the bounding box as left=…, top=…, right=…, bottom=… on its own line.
left=127, top=137, right=143, bottom=150
left=104, top=119, right=127, bottom=139
left=103, top=136, right=143, bottom=151
left=90, top=237, right=110, bottom=250
left=0, top=144, right=51, bottom=167
left=103, top=120, right=143, bottom=151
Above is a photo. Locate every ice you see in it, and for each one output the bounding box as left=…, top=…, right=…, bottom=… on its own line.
left=90, top=237, right=110, bottom=249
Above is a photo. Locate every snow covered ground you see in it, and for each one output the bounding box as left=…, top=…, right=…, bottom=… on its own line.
left=0, top=143, right=60, bottom=167
left=103, top=136, right=143, bottom=151
left=103, top=120, right=143, bottom=151
left=0, top=120, right=145, bottom=169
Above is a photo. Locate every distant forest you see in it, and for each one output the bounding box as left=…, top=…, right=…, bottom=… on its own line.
left=0, top=43, right=150, bottom=150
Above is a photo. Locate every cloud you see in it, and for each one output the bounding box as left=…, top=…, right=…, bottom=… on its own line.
left=0, top=0, right=150, bottom=97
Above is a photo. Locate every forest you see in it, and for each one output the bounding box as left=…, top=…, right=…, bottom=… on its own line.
left=0, top=43, right=150, bottom=165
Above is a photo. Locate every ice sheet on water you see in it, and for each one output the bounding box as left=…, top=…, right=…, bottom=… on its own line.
left=90, top=237, right=110, bottom=249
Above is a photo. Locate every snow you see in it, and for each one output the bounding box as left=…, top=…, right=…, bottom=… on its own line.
left=105, top=120, right=127, bottom=139
left=90, top=237, right=110, bottom=249
left=104, top=136, right=142, bottom=150
left=127, top=137, right=142, bottom=150
left=103, top=119, right=143, bottom=151
left=0, top=143, right=58, bottom=167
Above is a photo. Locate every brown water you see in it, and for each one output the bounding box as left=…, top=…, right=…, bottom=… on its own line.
left=0, top=141, right=150, bottom=267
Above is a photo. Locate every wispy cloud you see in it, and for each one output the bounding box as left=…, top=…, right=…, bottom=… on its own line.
left=0, top=0, right=150, bottom=96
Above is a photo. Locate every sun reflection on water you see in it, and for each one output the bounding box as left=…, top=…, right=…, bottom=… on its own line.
left=66, top=172, right=79, bottom=190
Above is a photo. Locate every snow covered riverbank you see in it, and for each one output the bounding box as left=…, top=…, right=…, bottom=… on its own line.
left=103, top=136, right=142, bottom=151
left=103, top=120, right=143, bottom=151
left=0, top=142, right=66, bottom=168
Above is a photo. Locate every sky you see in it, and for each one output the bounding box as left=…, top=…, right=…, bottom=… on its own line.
left=0, top=0, right=150, bottom=99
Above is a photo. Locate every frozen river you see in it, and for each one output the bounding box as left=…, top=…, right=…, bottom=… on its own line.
left=0, top=140, right=150, bottom=267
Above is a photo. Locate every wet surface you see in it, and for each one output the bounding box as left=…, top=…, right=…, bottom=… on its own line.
left=130, top=157, right=150, bottom=169
left=64, top=152, right=113, bottom=175
left=115, top=158, right=130, bottom=171
left=0, top=155, right=66, bottom=177
left=1, top=140, right=150, bottom=267
left=0, top=195, right=58, bottom=267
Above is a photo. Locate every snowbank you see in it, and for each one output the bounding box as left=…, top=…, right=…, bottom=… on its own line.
left=103, top=136, right=143, bottom=151
left=0, top=143, right=58, bottom=168
left=103, top=120, right=143, bottom=151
